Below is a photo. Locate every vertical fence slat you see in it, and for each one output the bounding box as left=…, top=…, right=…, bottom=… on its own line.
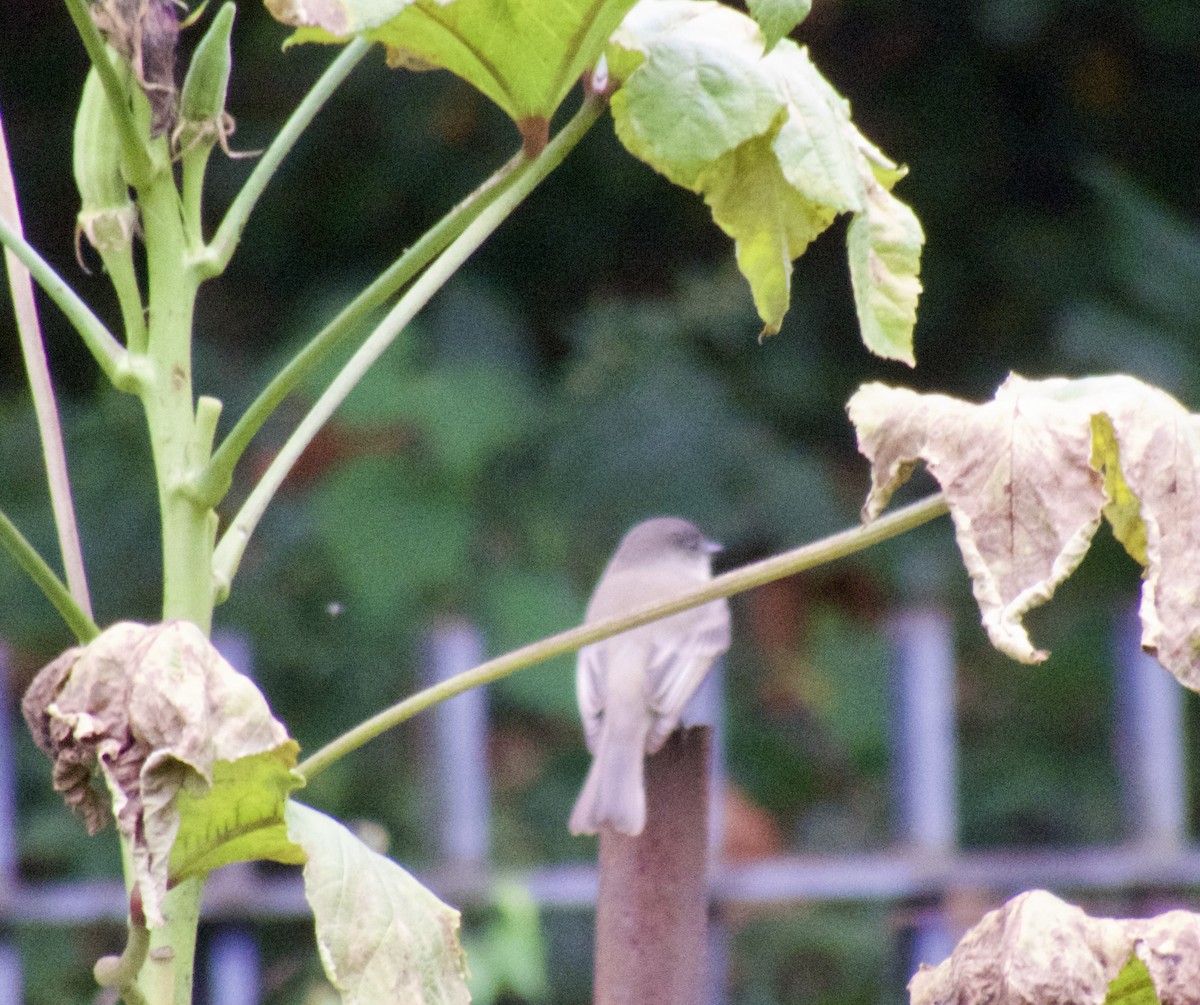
left=1115, top=605, right=1187, bottom=849
left=205, top=926, right=260, bottom=1005
left=209, top=632, right=265, bottom=1005
left=426, top=619, right=490, bottom=867
left=889, top=608, right=958, bottom=852
left=889, top=607, right=958, bottom=978
left=0, top=646, right=21, bottom=1005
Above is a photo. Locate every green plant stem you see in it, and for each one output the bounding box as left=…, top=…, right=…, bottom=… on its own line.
left=194, top=147, right=526, bottom=506
left=62, top=0, right=153, bottom=186
left=297, top=492, right=950, bottom=780
left=136, top=171, right=214, bottom=631
left=0, top=509, right=99, bottom=642
left=140, top=878, right=203, bottom=1005
left=101, top=245, right=149, bottom=354
left=0, top=215, right=135, bottom=389
left=0, top=113, right=95, bottom=621
left=197, top=37, right=371, bottom=279
left=211, top=94, right=607, bottom=600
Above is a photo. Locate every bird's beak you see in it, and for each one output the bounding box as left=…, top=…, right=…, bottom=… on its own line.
left=702, top=538, right=723, bottom=555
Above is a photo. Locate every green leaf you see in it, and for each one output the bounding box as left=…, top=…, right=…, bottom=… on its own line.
left=170, top=746, right=307, bottom=883
left=700, top=132, right=835, bottom=334
left=277, top=0, right=640, bottom=125
left=846, top=176, right=923, bottom=365
left=608, top=0, right=922, bottom=352
left=608, top=2, right=780, bottom=188
left=1104, top=954, right=1161, bottom=1005
left=747, top=0, right=810, bottom=51
left=286, top=801, right=471, bottom=1005
left=264, top=0, right=424, bottom=36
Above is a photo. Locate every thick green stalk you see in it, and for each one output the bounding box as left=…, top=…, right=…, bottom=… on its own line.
left=211, top=95, right=607, bottom=599
left=297, top=492, right=951, bottom=779
left=194, top=148, right=526, bottom=506
left=136, top=174, right=214, bottom=632
left=124, top=162, right=212, bottom=1005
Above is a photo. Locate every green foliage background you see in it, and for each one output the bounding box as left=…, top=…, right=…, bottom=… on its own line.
left=2, top=0, right=1200, bottom=1001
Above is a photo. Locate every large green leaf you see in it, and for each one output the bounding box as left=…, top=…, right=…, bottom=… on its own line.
left=747, top=0, right=810, bottom=50
left=608, top=0, right=923, bottom=353
left=272, top=0, right=639, bottom=126
left=286, top=801, right=470, bottom=1005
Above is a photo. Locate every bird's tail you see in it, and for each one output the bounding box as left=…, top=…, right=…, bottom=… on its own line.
left=569, top=722, right=647, bottom=836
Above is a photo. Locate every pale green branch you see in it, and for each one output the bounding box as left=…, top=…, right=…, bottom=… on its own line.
left=0, top=113, right=94, bottom=620
left=0, top=214, right=136, bottom=391
left=211, top=94, right=607, bottom=599
left=0, top=508, right=100, bottom=643
left=198, top=37, right=371, bottom=279
left=194, top=147, right=527, bottom=506
left=297, top=493, right=950, bottom=779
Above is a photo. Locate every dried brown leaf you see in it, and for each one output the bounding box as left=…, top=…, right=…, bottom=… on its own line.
left=909, top=889, right=1200, bottom=1005
left=22, top=621, right=296, bottom=926
left=848, top=374, right=1105, bottom=663
left=848, top=373, right=1200, bottom=689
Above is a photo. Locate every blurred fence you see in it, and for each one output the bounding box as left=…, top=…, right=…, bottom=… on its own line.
left=0, top=605, right=1196, bottom=1003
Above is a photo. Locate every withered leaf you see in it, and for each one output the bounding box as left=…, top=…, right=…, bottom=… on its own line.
left=909, top=889, right=1199, bottom=1005
left=90, top=0, right=180, bottom=136
left=22, top=621, right=301, bottom=927
left=847, top=373, right=1200, bottom=690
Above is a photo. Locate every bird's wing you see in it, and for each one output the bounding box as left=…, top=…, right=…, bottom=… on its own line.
left=576, top=642, right=606, bottom=754
left=644, top=598, right=731, bottom=751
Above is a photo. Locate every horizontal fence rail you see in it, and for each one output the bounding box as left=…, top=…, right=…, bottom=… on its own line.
left=0, top=603, right=1194, bottom=1003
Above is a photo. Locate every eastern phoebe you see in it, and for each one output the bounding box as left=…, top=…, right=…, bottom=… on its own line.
left=569, top=517, right=731, bottom=836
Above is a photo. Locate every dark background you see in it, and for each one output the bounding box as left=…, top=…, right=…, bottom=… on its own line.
left=2, top=0, right=1200, bottom=1001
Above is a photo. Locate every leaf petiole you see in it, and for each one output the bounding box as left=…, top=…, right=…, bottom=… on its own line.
left=0, top=508, right=99, bottom=643
left=197, top=37, right=371, bottom=280
left=210, top=93, right=608, bottom=599
left=296, top=492, right=949, bottom=779
left=194, top=146, right=527, bottom=506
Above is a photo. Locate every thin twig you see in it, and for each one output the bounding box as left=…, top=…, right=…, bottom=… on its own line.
left=199, top=37, right=372, bottom=279
left=297, top=493, right=950, bottom=779
left=211, top=94, right=608, bottom=598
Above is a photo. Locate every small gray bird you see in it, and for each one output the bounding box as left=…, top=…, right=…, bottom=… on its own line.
left=569, top=517, right=731, bottom=837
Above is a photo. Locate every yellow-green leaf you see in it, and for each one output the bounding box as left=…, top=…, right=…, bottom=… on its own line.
left=275, top=0, right=639, bottom=125
left=699, top=132, right=835, bottom=334
left=846, top=174, right=923, bottom=365
left=287, top=802, right=470, bottom=1005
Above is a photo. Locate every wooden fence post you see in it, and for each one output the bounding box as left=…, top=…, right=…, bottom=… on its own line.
left=594, top=726, right=710, bottom=1005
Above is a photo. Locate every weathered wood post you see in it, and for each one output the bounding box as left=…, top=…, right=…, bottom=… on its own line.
left=593, top=726, right=711, bottom=1005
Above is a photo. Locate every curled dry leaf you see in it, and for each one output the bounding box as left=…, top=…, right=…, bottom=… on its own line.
left=847, top=373, right=1200, bottom=690
left=909, top=889, right=1200, bottom=1005
left=22, top=621, right=302, bottom=927
left=90, top=0, right=181, bottom=136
